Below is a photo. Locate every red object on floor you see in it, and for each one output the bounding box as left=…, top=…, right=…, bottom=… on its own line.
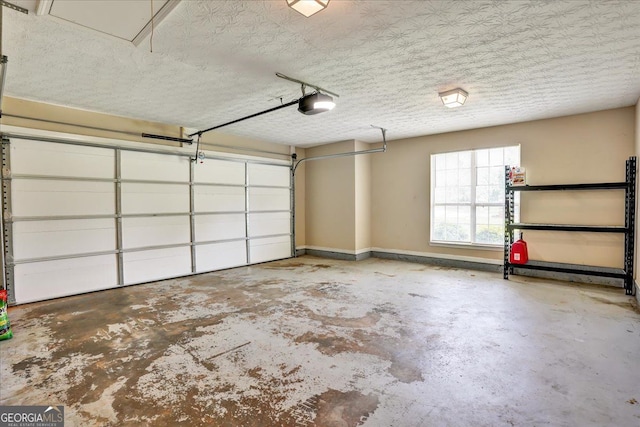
left=510, top=239, right=528, bottom=264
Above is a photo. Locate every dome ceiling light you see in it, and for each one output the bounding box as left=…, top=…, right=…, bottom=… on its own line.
left=439, top=88, right=469, bottom=108
left=286, top=0, right=330, bottom=18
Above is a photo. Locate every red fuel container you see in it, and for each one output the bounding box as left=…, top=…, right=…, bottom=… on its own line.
left=510, top=239, right=528, bottom=264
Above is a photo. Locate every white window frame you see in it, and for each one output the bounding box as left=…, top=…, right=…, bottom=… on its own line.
left=430, top=146, right=520, bottom=249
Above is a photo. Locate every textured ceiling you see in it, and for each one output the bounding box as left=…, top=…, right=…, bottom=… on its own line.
left=3, top=0, right=640, bottom=147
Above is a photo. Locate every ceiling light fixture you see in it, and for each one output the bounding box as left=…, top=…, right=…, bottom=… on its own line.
left=439, top=88, right=469, bottom=108
left=298, top=92, right=335, bottom=115
left=286, top=0, right=330, bottom=17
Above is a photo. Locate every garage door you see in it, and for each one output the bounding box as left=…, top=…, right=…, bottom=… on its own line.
left=1, top=135, right=293, bottom=304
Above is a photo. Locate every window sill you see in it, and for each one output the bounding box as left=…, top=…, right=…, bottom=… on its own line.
left=429, top=241, right=503, bottom=252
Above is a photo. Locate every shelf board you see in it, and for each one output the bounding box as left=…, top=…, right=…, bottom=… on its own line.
left=506, top=260, right=626, bottom=279
left=508, top=223, right=627, bottom=233
left=507, top=182, right=627, bottom=192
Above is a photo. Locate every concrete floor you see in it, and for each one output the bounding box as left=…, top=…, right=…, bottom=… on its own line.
left=1, top=256, right=639, bottom=426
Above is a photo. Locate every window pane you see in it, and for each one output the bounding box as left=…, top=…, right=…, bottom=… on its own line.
left=476, top=185, right=489, bottom=203
left=489, top=206, right=503, bottom=225
left=445, top=169, right=457, bottom=186
left=489, top=166, right=503, bottom=186
left=475, top=224, right=503, bottom=245
left=432, top=205, right=446, bottom=240
left=459, top=186, right=471, bottom=203
left=459, top=168, right=471, bottom=184
left=489, top=148, right=503, bottom=166
left=430, top=145, right=519, bottom=246
left=445, top=152, right=457, bottom=169
left=476, top=149, right=489, bottom=167
left=458, top=206, right=471, bottom=242
left=477, top=167, right=489, bottom=185
left=458, top=152, right=471, bottom=168
left=443, top=205, right=470, bottom=242
left=459, top=205, right=471, bottom=224
left=445, top=187, right=458, bottom=203
left=489, top=185, right=504, bottom=203
left=476, top=205, right=504, bottom=244
left=446, top=205, right=458, bottom=223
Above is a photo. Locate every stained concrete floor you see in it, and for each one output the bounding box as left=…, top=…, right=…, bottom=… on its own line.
left=1, top=256, right=639, bottom=426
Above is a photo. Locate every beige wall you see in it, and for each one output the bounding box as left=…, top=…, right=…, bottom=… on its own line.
left=294, top=147, right=306, bottom=249
left=354, top=140, right=372, bottom=252
left=2, top=96, right=293, bottom=158
left=199, top=130, right=291, bottom=159
left=370, top=108, right=635, bottom=267
left=304, top=140, right=357, bottom=252
left=4, top=97, right=636, bottom=268
left=2, top=97, right=182, bottom=146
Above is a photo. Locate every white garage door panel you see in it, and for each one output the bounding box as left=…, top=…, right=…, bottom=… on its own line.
left=249, top=187, right=290, bottom=211
left=194, top=186, right=245, bottom=212
left=123, top=247, right=191, bottom=285
left=196, top=241, right=247, bottom=272
left=121, top=183, right=189, bottom=214
left=249, top=212, right=290, bottom=237
left=14, top=255, right=118, bottom=304
left=13, top=218, right=115, bottom=260
left=248, top=164, right=290, bottom=187
left=4, top=136, right=293, bottom=304
left=195, top=214, right=246, bottom=242
left=250, top=236, right=291, bottom=263
left=122, top=216, right=190, bottom=249
left=194, top=159, right=245, bottom=185
left=12, top=180, right=115, bottom=217
left=11, top=139, right=114, bottom=178
left=121, top=151, right=189, bottom=182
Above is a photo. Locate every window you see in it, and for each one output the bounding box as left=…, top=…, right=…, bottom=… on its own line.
left=430, top=146, right=520, bottom=246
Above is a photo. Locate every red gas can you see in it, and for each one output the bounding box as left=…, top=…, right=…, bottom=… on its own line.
left=510, top=239, right=528, bottom=264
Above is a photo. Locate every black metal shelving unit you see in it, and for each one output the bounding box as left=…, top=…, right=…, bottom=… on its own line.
left=503, top=157, right=637, bottom=295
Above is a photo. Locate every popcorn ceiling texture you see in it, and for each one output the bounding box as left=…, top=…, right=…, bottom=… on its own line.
left=3, top=1, right=640, bottom=146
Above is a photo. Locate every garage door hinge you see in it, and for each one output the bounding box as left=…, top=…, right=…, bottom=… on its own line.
left=2, top=167, right=9, bottom=178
